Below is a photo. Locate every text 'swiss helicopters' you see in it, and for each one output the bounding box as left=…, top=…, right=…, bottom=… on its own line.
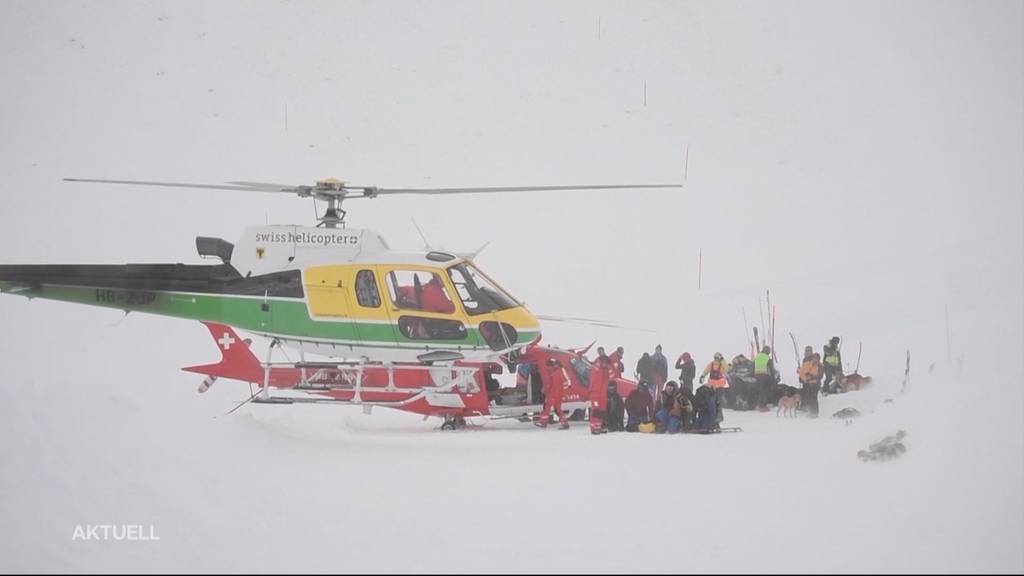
left=0, top=178, right=678, bottom=428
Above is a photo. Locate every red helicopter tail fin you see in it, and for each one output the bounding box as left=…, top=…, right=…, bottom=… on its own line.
left=182, top=323, right=264, bottom=389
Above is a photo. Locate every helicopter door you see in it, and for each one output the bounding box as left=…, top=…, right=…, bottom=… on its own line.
left=303, top=266, right=358, bottom=350
left=380, top=268, right=473, bottom=349
left=350, top=267, right=396, bottom=350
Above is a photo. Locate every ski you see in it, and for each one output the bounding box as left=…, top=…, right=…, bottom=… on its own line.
left=789, top=332, right=801, bottom=367
left=680, top=426, right=743, bottom=434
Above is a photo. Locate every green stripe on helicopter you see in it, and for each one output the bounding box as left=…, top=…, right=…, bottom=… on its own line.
left=3, top=283, right=538, bottom=348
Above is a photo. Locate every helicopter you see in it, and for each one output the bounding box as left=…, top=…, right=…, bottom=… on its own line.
left=188, top=321, right=639, bottom=429
left=0, top=177, right=679, bottom=418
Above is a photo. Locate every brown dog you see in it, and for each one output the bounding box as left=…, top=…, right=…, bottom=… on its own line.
left=840, top=373, right=873, bottom=393
left=777, top=393, right=801, bottom=418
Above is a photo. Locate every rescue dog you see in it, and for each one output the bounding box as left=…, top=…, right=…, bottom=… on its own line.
left=776, top=392, right=801, bottom=418
left=839, top=372, right=872, bottom=393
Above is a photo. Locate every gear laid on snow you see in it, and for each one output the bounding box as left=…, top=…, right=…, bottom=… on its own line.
left=832, top=407, right=862, bottom=419
left=858, top=430, right=908, bottom=462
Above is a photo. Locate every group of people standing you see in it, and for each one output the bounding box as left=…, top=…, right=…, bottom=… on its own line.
left=558, top=337, right=847, bottom=434
left=577, top=344, right=734, bottom=435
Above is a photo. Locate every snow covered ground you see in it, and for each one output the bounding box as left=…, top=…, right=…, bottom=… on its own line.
left=1, top=0, right=1021, bottom=572
left=0, top=302, right=1020, bottom=573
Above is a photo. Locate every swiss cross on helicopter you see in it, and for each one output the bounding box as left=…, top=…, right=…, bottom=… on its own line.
left=0, top=177, right=680, bottom=429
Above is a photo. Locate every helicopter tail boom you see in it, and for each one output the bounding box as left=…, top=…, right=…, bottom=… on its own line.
left=0, top=263, right=303, bottom=321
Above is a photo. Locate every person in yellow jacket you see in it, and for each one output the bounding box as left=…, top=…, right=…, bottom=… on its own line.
left=753, top=346, right=778, bottom=412
left=699, top=352, right=731, bottom=423
left=798, top=349, right=824, bottom=417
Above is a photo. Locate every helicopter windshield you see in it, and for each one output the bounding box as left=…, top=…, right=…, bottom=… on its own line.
left=447, top=262, right=519, bottom=316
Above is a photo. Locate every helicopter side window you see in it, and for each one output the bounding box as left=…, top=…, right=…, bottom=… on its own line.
left=385, top=270, right=455, bottom=314
left=354, top=270, right=381, bottom=308
left=397, top=316, right=467, bottom=341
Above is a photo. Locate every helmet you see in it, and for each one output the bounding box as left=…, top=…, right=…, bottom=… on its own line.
left=714, top=352, right=723, bottom=360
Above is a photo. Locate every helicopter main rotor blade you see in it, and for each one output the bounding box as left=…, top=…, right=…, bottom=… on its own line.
left=64, top=178, right=293, bottom=193
left=226, top=181, right=303, bottom=191
left=363, top=184, right=682, bottom=197
left=535, top=314, right=657, bottom=333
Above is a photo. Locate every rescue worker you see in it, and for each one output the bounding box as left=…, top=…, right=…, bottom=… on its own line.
left=676, top=381, right=696, bottom=430
left=605, top=380, right=625, bottom=432
left=699, top=352, right=731, bottom=423
left=798, top=352, right=824, bottom=417
left=728, top=354, right=757, bottom=410
left=537, top=358, right=570, bottom=429
left=675, top=351, right=696, bottom=390
left=652, top=345, right=669, bottom=401
left=590, top=348, right=613, bottom=434
left=609, top=346, right=625, bottom=378
left=753, top=345, right=777, bottom=412
left=625, top=382, right=654, bottom=431
left=693, top=383, right=718, bottom=431
left=655, top=380, right=681, bottom=433
left=822, top=336, right=843, bottom=394
left=635, top=352, right=654, bottom=386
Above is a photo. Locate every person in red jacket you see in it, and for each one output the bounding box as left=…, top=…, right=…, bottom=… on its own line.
left=625, top=382, right=655, bottom=431
left=609, top=346, right=625, bottom=378
left=420, top=276, right=455, bottom=313
left=590, top=347, right=613, bottom=434
left=537, top=358, right=570, bottom=429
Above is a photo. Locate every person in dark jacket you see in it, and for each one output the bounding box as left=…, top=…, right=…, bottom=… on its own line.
left=727, top=354, right=757, bottom=410
left=635, top=353, right=654, bottom=386
left=605, top=381, right=625, bottom=432
left=651, top=344, right=669, bottom=392
left=693, top=384, right=719, bottom=431
left=675, top=351, right=696, bottom=390
left=677, top=381, right=696, bottom=430
left=625, top=382, right=654, bottom=431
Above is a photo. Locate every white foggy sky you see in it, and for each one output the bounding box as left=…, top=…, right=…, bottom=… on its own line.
left=0, top=2, right=1022, bottom=572
left=0, top=0, right=1020, bottom=374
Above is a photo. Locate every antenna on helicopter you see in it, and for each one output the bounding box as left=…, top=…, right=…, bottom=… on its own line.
left=63, top=178, right=683, bottom=228
left=411, top=218, right=434, bottom=251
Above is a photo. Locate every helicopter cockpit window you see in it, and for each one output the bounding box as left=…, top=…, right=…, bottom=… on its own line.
left=385, top=270, right=455, bottom=314
left=354, top=269, right=381, bottom=308
left=446, top=263, right=518, bottom=316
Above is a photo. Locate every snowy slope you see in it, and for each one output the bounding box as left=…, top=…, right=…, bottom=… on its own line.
left=0, top=0, right=1021, bottom=573
left=0, top=302, right=1020, bottom=573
